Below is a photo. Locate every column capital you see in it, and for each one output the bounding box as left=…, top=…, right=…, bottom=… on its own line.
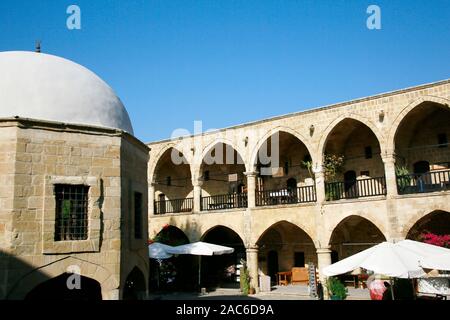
left=246, top=244, right=259, bottom=252
left=244, top=171, right=259, bottom=177
left=316, top=247, right=332, bottom=255
left=192, top=180, right=203, bottom=187
left=381, top=152, right=397, bottom=163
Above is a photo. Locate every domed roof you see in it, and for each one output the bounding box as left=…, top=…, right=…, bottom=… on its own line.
left=0, top=51, right=133, bottom=134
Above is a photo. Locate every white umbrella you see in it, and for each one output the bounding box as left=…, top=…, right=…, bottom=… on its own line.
left=323, top=241, right=427, bottom=278
left=148, top=242, right=174, bottom=260
left=420, top=253, right=450, bottom=271
left=166, top=241, right=235, bottom=287
left=166, top=241, right=234, bottom=256
left=395, top=240, right=450, bottom=271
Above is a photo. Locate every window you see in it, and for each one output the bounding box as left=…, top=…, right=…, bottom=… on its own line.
left=294, top=252, right=305, bottom=267
left=438, top=133, right=448, bottom=148
left=166, top=176, right=171, bottom=186
left=364, top=146, right=373, bottom=159
left=134, top=192, right=143, bottom=239
left=54, top=184, right=89, bottom=241
left=203, top=170, right=210, bottom=181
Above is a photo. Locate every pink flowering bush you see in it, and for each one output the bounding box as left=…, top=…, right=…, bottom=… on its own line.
left=419, top=233, right=450, bottom=248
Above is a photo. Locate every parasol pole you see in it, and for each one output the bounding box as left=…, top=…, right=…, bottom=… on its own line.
left=390, top=277, right=395, bottom=300
left=198, top=256, right=202, bottom=288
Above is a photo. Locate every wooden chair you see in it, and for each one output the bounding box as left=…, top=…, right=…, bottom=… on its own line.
left=291, top=267, right=309, bottom=285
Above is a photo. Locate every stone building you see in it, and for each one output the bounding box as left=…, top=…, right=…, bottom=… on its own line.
left=0, top=51, right=149, bottom=299
left=1, top=49, right=449, bottom=299
left=147, top=79, right=450, bottom=292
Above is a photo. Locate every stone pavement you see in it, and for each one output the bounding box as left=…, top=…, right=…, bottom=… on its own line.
left=147, top=285, right=371, bottom=300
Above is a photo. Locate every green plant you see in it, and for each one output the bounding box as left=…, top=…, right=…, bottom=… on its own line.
left=301, top=155, right=315, bottom=180
left=325, top=187, right=340, bottom=201
left=395, top=165, right=411, bottom=193
left=239, top=260, right=251, bottom=295
left=326, top=277, right=348, bottom=300
left=323, top=154, right=345, bottom=182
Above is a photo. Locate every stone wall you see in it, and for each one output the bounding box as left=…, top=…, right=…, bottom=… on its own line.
left=0, top=119, right=149, bottom=300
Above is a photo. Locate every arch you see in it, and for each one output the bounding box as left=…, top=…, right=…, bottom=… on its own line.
left=123, top=266, right=147, bottom=300
left=149, top=143, right=192, bottom=184
left=250, top=126, right=315, bottom=169
left=7, top=256, right=118, bottom=300
left=256, top=220, right=317, bottom=281
left=317, top=114, right=385, bottom=166
left=193, top=138, right=248, bottom=182
left=326, top=214, right=387, bottom=246
left=256, top=220, right=317, bottom=247
left=25, top=273, right=102, bottom=300
left=402, top=210, right=450, bottom=240
left=200, top=225, right=246, bottom=288
left=200, top=224, right=245, bottom=244
left=327, top=215, right=387, bottom=261
left=387, top=96, right=450, bottom=153
left=154, top=225, right=190, bottom=246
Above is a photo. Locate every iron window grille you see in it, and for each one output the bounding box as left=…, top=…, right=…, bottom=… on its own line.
left=54, top=184, right=89, bottom=241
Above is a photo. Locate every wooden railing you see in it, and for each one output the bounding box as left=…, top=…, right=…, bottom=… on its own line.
left=201, top=193, right=248, bottom=211
left=256, top=185, right=316, bottom=207
left=325, top=176, right=386, bottom=201
left=397, top=170, right=450, bottom=195
left=154, top=197, right=194, bottom=215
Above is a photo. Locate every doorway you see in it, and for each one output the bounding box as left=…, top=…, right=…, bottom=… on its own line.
left=267, top=250, right=279, bottom=284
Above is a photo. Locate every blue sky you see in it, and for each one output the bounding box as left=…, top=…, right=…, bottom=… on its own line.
left=1, top=0, right=449, bottom=142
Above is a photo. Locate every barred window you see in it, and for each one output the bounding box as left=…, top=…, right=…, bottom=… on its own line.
left=134, top=192, right=143, bottom=239
left=54, top=184, right=89, bottom=241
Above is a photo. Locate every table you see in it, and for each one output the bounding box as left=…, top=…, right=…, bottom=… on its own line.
left=277, top=271, right=292, bottom=286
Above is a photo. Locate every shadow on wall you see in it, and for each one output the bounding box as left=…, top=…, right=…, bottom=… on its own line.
left=0, top=250, right=102, bottom=300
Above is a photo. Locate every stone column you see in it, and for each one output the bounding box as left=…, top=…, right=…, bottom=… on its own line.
left=148, top=183, right=155, bottom=216
left=244, top=171, right=258, bottom=208
left=317, top=247, right=332, bottom=299
left=246, top=245, right=259, bottom=293
left=314, top=168, right=326, bottom=204
left=382, top=154, right=398, bottom=197
left=193, top=180, right=203, bottom=213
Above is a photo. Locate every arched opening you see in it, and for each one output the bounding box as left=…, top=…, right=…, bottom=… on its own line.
left=394, top=102, right=450, bottom=194
left=257, top=221, right=316, bottom=285
left=123, top=267, right=146, bottom=300
left=406, top=210, right=450, bottom=241
left=323, top=119, right=385, bottom=200
left=153, top=148, right=193, bottom=214
left=150, top=225, right=195, bottom=292
left=329, top=216, right=386, bottom=260
left=255, top=131, right=316, bottom=206
left=200, top=143, right=247, bottom=211
left=329, top=216, right=386, bottom=287
left=201, top=226, right=246, bottom=289
left=25, top=273, right=102, bottom=300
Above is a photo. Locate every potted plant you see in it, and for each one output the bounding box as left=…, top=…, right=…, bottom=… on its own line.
left=239, top=260, right=251, bottom=295
left=395, top=165, right=411, bottom=194
left=327, top=277, right=348, bottom=300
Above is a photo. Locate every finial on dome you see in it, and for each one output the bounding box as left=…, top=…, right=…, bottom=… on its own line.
left=35, top=41, right=41, bottom=53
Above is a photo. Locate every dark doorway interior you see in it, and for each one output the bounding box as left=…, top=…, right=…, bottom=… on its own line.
left=25, top=273, right=102, bottom=300
left=123, top=267, right=146, bottom=300
left=267, top=250, right=279, bottom=284
left=344, top=170, right=358, bottom=197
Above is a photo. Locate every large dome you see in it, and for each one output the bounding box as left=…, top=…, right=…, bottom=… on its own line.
left=0, top=51, right=133, bottom=134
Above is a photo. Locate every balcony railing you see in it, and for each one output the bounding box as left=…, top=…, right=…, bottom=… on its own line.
left=201, top=193, right=248, bottom=211
left=256, top=185, right=317, bottom=207
left=397, top=170, right=450, bottom=195
left=154, top=197, right=194, bottom=215
left=325, top=176, right=386, bottom=201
